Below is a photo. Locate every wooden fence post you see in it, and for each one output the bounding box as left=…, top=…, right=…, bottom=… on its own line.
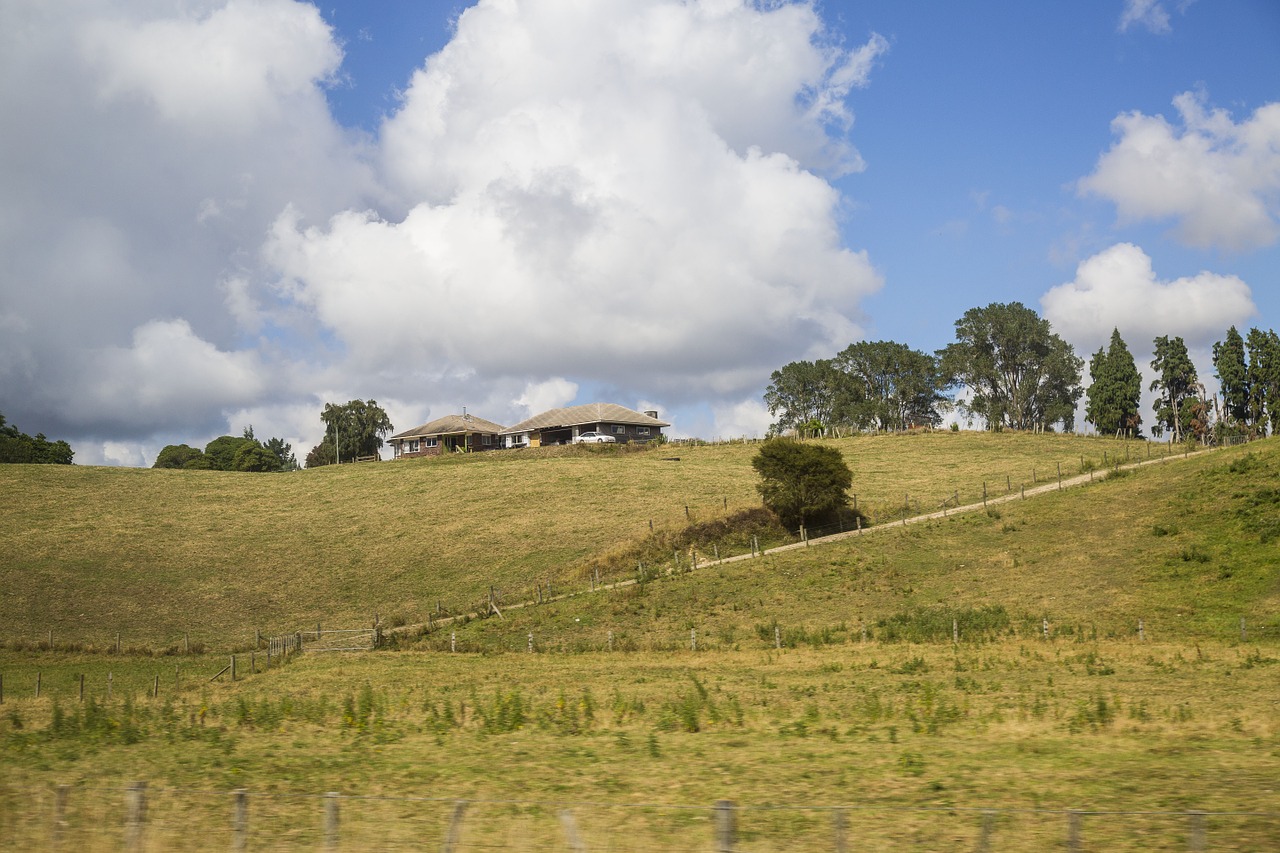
left=1066, top=809, right=1083, bottom=852
left=36, top=671, right=41, bottom=699
left=124, top=781, right=147, bottom=853
left=441, top=800, right=469, bottom=853
left=975, top=810, right=995, bottom=853
left=323, top=792, right=340, bottom=852
left=775, top=625, right=781, bottom=650
left=832, top=808, right=848, bottom=853
left=559, top=810, right=588, bottom=853
left=79, top=674, right=84, bottom=702
left=231, top=789, right=248, bottom=852
left=107, top=672, right=112, bottom=699
left=714, top=800, right=736, bottom=853
left=52, top=784, right=70, bottom=850
left=690, top=629, right=697, bottom=652
left=1187, top=810, right=1207, bottom=852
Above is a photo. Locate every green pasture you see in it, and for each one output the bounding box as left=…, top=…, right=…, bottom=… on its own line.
left=1, top=640, right=1277, bottom=850
left=1, top=431, right=1156, bottom=648
left=0, top=431, right=1277, bottom=849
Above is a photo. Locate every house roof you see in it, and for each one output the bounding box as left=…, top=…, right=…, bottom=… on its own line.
left=501, top=403, right=670, bottom=435
left=390, top=413, right=506, bottom=441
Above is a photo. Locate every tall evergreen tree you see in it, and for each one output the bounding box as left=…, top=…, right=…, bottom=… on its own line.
left=1150, top=336, right=1199, bottom=442
left=1085, top=328, right=1142, bottom=436
left=1212, top=326, right=1250, bottom=427
left=1246, top=327, right=1280, bottom=436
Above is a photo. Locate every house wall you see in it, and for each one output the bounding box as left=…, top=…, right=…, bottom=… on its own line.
left=392, top=433, right=500, bottom=458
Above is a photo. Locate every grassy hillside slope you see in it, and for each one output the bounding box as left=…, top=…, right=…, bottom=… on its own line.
left=1, top=436, right=1278, bottom=849
left=0, top=432, right=1147, bottom=647
left=439, top=435, right=1280, bottom=650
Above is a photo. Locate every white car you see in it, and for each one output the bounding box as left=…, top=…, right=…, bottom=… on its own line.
left=572, top=431, right=616, bottom=444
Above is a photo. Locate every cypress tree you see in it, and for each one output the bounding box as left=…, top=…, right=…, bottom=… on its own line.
left=1213, top=326, right=1249, bottom=427
left=1085, top=329, right=1142, bottom=436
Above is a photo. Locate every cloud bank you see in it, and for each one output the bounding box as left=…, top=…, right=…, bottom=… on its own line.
left=1042, top=243, right=1256, bottom=353
left=0, top=0, right=886, bottom=462
left=1079, top=91, right=1280, bottom=251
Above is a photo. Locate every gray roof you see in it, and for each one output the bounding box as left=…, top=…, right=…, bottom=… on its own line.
left=390, top=413, right=506, bottom=441
left=501, top=403, right=669, bottom=435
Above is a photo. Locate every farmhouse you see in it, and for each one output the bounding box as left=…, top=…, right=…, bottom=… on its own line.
left=502, top=403, right=669, bottom=447
left=387, top=413, right=506, bottom=458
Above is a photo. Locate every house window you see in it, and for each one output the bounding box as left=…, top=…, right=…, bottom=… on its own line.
left=482, top=434, right=492, bottom=445
left=425, top=437, right=438, bottom=448
left=637, top=427, right=650, bottom=436
left=407, top=439, right=420, bottom=453
left=612, top=424, right=626, bottom=434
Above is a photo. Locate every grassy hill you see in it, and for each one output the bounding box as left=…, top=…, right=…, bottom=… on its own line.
left=1, top=433, right=1278, bottom=849
left=0, top=431, right=1165, bottom=648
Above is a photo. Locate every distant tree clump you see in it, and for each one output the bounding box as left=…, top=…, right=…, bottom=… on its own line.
left=152, top=443, right=205, bottom=469
left=153, top=426, right=295, bottom=472
left=939, top=302, right=1083, bottom=432
left=307, top=399, right=393, bottom=466
left=1212, top=325, right=1280, bottom=439
left=1085, top=328, right=1142, bottom=437
left=751, top=439, right=853, bottom=530
left=0, top=413, right=74, bottom=464
left=834, top=340, right=949, bottom=431
left=763, top=359, right=855, bottom=434
left=763, top=342, right=948, bottom=435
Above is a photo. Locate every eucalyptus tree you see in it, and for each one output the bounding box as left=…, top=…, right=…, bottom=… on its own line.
left=938, top=302, right=1083, bottom=431
left=833, top=340, right=949, bottom=431
left=763, top=359, right=859, bottom=434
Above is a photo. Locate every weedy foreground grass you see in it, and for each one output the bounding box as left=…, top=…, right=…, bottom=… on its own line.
left=1, top=640, right=1277, bottom=850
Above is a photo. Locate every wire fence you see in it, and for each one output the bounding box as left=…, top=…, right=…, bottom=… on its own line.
left=3, top=783, right=1277, bottom=852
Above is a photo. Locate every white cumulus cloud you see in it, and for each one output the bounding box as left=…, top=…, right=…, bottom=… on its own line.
left=1079, top=91, right=1280, bottom=251
left=1118, top=0, right=1172, bottom=34
left=267, top=0, right=884, bottom=407
left=1041, top=243, right=1256, bottom=353
left=0, top=0, right=885, bottom=462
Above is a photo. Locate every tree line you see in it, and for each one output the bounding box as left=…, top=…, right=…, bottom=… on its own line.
left=765, top=301, right=1280, bottom=442
left=154, top=427, right=298, bottom=472
left=0, top=412, right=73, bottom=464
left=152, top=399, right=394, bottom=471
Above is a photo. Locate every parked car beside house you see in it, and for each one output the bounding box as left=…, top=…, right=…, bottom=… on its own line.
left=503, top=403, right=669, bottom=447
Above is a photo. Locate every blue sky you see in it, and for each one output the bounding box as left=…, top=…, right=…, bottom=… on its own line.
left=1, top=0, right=1277, bottom=463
